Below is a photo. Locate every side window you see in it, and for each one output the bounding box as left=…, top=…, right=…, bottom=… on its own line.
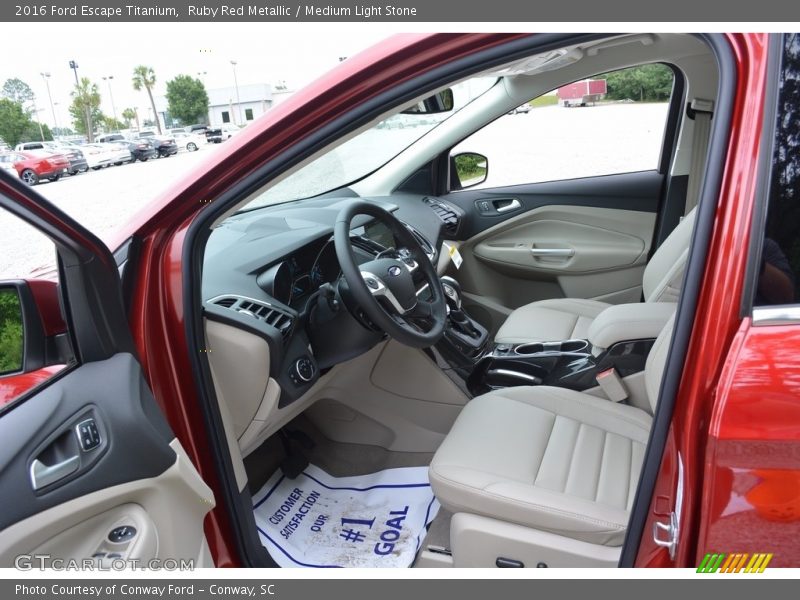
left=221, top=111, right=230, bottom=124
left=245, top=108, right=254, bottom=121
left=754, top=34, right=800, bottom=307
left=451, top=64, right=675, bottom=189
left=0, top=207, right=69, bottom=411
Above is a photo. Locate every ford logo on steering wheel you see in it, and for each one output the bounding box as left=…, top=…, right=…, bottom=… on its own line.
left=388, top=265, right=403, bottom=277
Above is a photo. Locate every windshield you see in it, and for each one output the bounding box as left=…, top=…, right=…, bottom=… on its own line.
left=240, top=77, right=497, bottom=210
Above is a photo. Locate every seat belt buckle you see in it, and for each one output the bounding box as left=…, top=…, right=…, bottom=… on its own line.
left=596, top=368, right=628, bottom=402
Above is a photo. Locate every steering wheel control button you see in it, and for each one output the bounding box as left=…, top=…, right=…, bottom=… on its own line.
left=108, top=525, right=137, bottom=543
left=365, top=277, right=379, bottom=290
left=75, top=418, right=101, bottom=452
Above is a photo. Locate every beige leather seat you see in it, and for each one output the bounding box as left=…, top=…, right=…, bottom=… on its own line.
left=494, top=210, right=695, bottom=345
left=429, top=315, right=673, bottom=546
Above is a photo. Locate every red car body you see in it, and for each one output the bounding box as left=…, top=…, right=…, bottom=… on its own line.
left=10, top=150, right=69, bottom=184
left=0, top=33, right=796, bottom=568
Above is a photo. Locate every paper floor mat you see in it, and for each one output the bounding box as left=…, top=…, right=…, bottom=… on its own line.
left=252, top=464, right=439, bottom=568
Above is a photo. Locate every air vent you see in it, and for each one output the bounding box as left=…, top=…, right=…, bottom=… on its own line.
left=212, top=295, right=294, bottom=341
left=214, top=297, right=236, bottom=308
left=423, top=197, right=459, bottom=235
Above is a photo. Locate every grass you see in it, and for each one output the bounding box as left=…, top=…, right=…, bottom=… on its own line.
left=530, top=95, right=559, bottom=108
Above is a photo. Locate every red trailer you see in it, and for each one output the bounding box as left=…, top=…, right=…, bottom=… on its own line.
left=557, top=78, right=608, bottom=106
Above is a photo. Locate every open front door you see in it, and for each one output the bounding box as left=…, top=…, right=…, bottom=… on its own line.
left=0, top=174, right=214, bottom=569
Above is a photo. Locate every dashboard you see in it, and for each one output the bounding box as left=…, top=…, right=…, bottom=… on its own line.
left=257, top=219, right=403, bottom=309
left=201, top=193, right=453, bottom=408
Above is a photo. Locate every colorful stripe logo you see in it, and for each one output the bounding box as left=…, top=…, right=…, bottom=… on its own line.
left=697, top=553, right=773, bottom=573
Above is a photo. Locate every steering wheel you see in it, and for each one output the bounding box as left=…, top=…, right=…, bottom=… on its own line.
left=334, top=200, right=447, bottom=348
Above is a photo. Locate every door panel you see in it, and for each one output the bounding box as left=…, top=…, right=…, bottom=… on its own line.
left=0, top=175, right=214, bottom=568
left=474, top=209, right=650, bottom=275
left=1, top=442, right=214, bottom=568
left=443, top=172, right=660, bottom=334
left=0, top=353, right=215, bottom=566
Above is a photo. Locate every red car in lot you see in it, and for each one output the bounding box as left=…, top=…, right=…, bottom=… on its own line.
left=0, top=150, right=69, bottom=185
left=0, top=32, right=798, bottom=570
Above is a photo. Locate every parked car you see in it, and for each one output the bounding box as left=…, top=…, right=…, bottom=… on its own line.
left=508, top=102, right=532, bottom=114
left=117, top=139, right=158, bottom=162
left=81, top=143, right=132, bottom=169
left=14, top=141, right=88, bottom=175
left=0, top=153, right=17, bottom=175
left=1, top=33, right=799, bottom=572
left=173, top=132, right=206, bottom=152
left=0, top=149, right=69, bottom=184
left=205, top=123, right=241, bottom=143
left=188, top=123, right=210, bottom=133
left=147, top=135, right=179, bottom=157
left=95, top=133, right=127, bottom=144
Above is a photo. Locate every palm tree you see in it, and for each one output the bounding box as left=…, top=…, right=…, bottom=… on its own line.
left=121, top=107, right=138, bottom=130
left=132, top=65, right=161, bottom=134
left=70, top=77, right=101, bottom=142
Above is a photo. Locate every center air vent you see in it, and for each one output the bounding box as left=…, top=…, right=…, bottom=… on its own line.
left=211, top=295, right=294, bottom=341
left=422, top=197, right=459, bottom=235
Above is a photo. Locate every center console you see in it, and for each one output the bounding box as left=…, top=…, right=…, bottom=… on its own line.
left=465, top=337, right=653, bottom=396
left=434, top=278, right=676, bottom=398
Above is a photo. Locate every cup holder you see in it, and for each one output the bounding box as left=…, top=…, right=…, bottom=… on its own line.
left=514, top=339, right=589, bottom=355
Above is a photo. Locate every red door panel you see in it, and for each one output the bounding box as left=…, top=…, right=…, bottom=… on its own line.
left=698, top=321, right=800, bottom=567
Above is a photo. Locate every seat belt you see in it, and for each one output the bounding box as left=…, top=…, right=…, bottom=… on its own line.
left=684, top=98, right=714, bottom=215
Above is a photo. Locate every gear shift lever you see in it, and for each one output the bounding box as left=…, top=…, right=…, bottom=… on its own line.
left=441, top=276, right=479, bottom=338
left=441, top=276, right=462, bottom=311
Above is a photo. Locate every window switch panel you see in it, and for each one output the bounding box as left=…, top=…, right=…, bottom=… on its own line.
left=75, top=419, right=101, bottom=452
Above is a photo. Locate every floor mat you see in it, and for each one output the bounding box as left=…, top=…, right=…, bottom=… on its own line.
left=252, top=464, right=439, bottom=568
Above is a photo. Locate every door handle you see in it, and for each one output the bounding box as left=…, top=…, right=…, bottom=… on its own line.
left=30, top=455, right=80, bottom=490
left=494, top=198, right=521, bottom=213
left=530, top=248, right=575, bottom=257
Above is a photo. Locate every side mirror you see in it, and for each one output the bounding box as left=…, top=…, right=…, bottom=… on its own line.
left=0, top=280, right=70, bottom=407
left=450, top=152, right=488, bottom=190
left=0, top=287, right=25, bottom=375
left=0, top=282, right=47, bottom=376
left=401, top=89, right=454, bottom=115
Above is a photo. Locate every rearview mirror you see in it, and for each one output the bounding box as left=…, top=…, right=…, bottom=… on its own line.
left=401, top=89, right=454, bottom=115
left=451, top=152, right=488, bottom=190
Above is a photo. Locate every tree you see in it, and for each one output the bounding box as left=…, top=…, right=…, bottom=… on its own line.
left=132, top=65, right=162, bottom=134
left=69, top=77, right=102, bottom=141
left=0, top=98, right=31, bottom=147
left=52, top=126, right=74, bottom=137
left=601, top=64, right=674, bottom=102
left=165, top=75, right=209, bottom=125
left=121, top=107, right=138, bottom=129
left=101, top=115, right=125, bottom=132
left=2, top=78, right=34, bottom=111
left=21, top=121, right=52, bottom=142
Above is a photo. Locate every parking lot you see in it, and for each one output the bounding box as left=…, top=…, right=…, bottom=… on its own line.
left=0, top=103, right=668, bottom=279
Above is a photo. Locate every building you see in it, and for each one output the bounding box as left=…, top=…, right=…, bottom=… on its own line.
left=206, top=83, right=273, bottom=126
left=154, top=83, right=292, bottom=129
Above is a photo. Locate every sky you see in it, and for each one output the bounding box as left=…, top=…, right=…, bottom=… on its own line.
left=1, top=22, right=399, bottom=129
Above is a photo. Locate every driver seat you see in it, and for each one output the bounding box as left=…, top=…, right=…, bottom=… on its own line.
left=428, top=315, right=674, bottom=549
left=494, top=209, right=695, bottom=345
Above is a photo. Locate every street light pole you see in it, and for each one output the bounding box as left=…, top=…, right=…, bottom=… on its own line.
left=102, top=75, right=118, bottom=127
left=69, top=59, right=93, bottom=142
left=230, top=60, right=242, bottom=125
left=31, top=101, right=45, bottom=141
left=40, top=72, right=58, bottom=137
